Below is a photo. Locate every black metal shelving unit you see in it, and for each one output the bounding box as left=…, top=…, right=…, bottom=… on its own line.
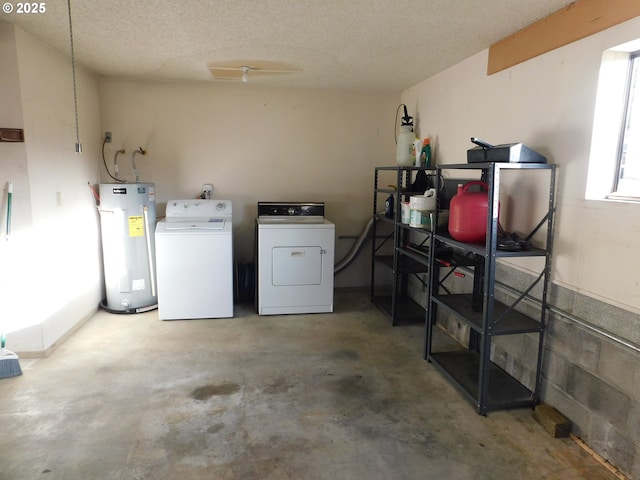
left=425, top=162, right=556, bottom=415
left=371, top=166, right=436, bottom=326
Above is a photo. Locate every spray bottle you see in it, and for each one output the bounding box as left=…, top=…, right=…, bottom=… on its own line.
left=414, top=139, right=422, bottom=167
left=396, top=105, right=414, bottom=166
left=421, top=138, right=432, bottom=168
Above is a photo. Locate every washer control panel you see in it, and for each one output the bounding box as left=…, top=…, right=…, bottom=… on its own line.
left=165, top=199, right=232, bottom=218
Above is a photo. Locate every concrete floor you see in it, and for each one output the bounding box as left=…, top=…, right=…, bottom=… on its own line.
left=1, top=290, right=618, bottom=479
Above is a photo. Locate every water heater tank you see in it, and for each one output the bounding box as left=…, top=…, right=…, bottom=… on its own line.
left=98, top=183, right=157, bottom=313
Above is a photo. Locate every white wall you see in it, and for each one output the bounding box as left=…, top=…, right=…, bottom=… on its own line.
left=0, top=23, right=30, bottom=234
left=401, top=17, right=640, bottom=315
left=99, top=79, right=399, bottom=287
left=0, top=24, right=103, bottom=354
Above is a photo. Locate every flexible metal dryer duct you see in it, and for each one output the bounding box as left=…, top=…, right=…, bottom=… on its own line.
left=334, top=217, right=375, bottom=275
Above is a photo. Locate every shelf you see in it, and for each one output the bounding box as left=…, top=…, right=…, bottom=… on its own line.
left=372, top=295, right=425, bottom=325
left=374, top=214, right=395, bottom=225
left=432, top=293, right=542, bottom=335
left=375, top=188, right=398, bottom=194
left=372, top=166, right=435, bottom=327
left=437, top=162, right=554, bottom=171
left=424, top=162, right=555, bottom=415
left=375, top=166, right=435, bottom=171
left=375, top=188, right=435, bottom=197
left=374, top=254, right=429, bottom=274
left=429, top=350, right=537, bottom=413
left=398, top=246, right=430, bottom=266
left=434, top=248, right=473, bottom=268
left=373, top=254, right=393, bottom=269
left=434, top=232, right=547, bottom=258
left=399, top=222, right=434, bottom=234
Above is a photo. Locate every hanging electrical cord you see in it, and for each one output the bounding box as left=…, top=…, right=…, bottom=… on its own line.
left=67, top=0, right=81, bottom=153
left=101, top=137, right=123, bottom=182
left=87, top=182, right=100, bottom=202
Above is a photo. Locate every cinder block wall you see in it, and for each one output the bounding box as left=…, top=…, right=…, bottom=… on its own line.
left=433, top=264, right=640, bottom=478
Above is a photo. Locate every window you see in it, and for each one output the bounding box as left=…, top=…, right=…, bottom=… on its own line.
left=586, top=40, right=640, bottom=202
left=612, top=52, right=640, bottom=199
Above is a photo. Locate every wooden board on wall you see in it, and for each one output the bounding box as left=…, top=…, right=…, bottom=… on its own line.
left=488, top=0, right=640, bottom=75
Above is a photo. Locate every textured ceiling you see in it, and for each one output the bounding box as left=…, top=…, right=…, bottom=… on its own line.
left=3, top=0, right=575, bottom=91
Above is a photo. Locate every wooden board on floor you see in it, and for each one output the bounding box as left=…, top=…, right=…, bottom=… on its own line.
left=533, top=403, right=571, bottom=438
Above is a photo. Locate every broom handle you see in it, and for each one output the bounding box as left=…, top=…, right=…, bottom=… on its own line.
left=3, top=181, right=12, bottom=346
left=0, top=181, right=13, bottom=349
left=5, top=181, right=12, bottom=240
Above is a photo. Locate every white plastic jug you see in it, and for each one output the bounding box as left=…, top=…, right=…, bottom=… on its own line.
left=409, top=188, right=436, bottom=228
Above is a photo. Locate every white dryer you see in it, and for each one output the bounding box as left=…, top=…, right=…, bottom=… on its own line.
left=155, top=199, right=233, bottom=320
left=257, top=202, right=335, bottom=315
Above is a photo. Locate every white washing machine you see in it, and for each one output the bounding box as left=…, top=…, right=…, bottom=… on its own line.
left=257, top=202, right=335, bottom=315
left=155, top=199, right=233, bottom=320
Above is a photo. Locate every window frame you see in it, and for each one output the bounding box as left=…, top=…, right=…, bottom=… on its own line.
left=610, top=50, right=640, bottom=200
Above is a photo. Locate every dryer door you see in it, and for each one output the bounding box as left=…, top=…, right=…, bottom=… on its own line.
left=272, top=246, right=323, bottom=286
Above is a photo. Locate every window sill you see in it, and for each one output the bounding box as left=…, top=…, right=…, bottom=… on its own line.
left=605, top=193, right=640, bottom=203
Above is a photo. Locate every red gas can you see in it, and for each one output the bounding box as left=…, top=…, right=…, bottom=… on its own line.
left=448, top=181, right=491, bottom=243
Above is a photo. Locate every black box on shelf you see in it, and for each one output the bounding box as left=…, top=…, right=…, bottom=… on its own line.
left=467, top=138, right=547, bottom=164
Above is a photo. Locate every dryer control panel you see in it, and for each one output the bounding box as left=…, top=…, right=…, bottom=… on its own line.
left=258, top=202, right=324, bottom=217
left=166, top=199, right=232, bottom=219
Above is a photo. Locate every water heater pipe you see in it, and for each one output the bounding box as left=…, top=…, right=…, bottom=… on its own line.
left=113, top=149, right=125, bottom=180
left=142, top=205, right=156, bottom=297
left=131, top=147, right=145, bottom=183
